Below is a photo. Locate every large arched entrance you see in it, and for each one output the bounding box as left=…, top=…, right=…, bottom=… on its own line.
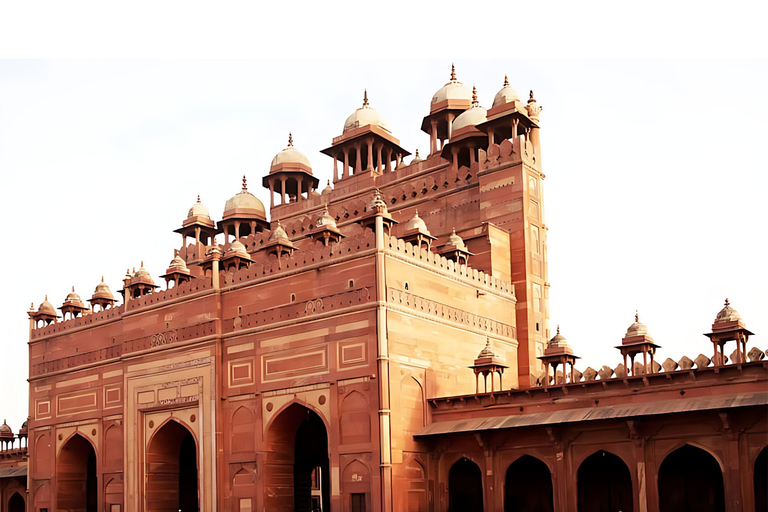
left=505, top=455, right=554, bottom=512
left=57, top=433, right=97, bottom=512
left=448, top=457, right=483, bottom=512
left=658, top=444, right=724, bottom=512
left=8, top=492, right=24, bottom=512
left=755, top=446, right=767, bottom=512
left=577, top=450, right=633, bottom=512
left=265, top=403, right=330, bottom=512
left=146, top=420, right=199, bottom=512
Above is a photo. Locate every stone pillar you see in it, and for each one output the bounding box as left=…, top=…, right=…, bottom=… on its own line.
left=333, top=153, right=339, bottom=183
left=367, top=138, right=374, bottom=171
left=385, top=148, right=392, bottom=172
left=269, top=181, right=275, bottom=207
left=344, top=148, right=350, bottom=178
left=430, top=119, right=438, bottom=155
left=447, top=113, right=455, bottom=141
left=281, top=177, right=287, bottom=205
left=354, top=143, right=362, bottom=175
left=376, top=143, right=383, bottom=173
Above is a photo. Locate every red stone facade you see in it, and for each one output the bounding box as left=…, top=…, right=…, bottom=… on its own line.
left=11, top=69, right=767, bottom=512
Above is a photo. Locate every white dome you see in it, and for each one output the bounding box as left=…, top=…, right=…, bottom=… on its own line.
left=715, top=299, right=742, bottom=323
left=452, top=86, right=486, bottom=133
left=492, top=75, right=521, bottom=107
left=187, top=196, right=210, bottom=219
left=403, top=211, right=430, bottom=234
left=270, top=134, right=311, bottom=170
left=223, top=176, right=266, bottom=218
left=432, top=65, right=472, bottom=105
left=343, top=91, right=389, bottom=133
left=626, top=313, right=649, bottom=336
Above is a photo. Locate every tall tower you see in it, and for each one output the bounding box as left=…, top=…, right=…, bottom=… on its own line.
left=476, top=82, right=549, bottom=388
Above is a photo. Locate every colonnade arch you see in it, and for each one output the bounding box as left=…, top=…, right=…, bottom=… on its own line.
left=8, top=492, right=24, bottom=512
left=657, top=444, right=724, bottom=512
left=755, top=446, right=767, bottom=512
left=265, top=402, right=330, bottom=512
left=146, top=419, right=199, bottom=512
left=57, top=433, right=97, bottom=512
left=504, top=454, right=553, bottom=512
left=448, top=457, right=483, bottom=512
left=577, top=450, right=633, bottom=512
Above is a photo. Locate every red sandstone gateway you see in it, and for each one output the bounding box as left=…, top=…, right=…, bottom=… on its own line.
left=2, top=68, right=764, bottom=512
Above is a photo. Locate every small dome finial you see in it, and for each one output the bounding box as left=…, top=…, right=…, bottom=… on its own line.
left=450, top=63, right=456, bottom=81
left=472, top=85, right=478, bottom=104
left=556, top=324, right=560, bottom=335
left=242, top=175, right=248, bottom=191
left=529, top=90, right=536, bottom=102
left=288, top=133, right=293, bottom=147
left=196, top=194, right=201, bottom=203
left=504, top=75, right=509, bottom=87
left=415, top=149, right=420, bottom=158
left=363, top=89, right=369, bottom=107
left=635, top=310, right=639, bottom=322
left=724, top=298, right=730, bottom=307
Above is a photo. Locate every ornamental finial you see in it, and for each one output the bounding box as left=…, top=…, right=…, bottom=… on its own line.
left=363, top=89, right=369, bottom=107
left=242, top=175, right=248, bottom=191
left=288, top=133, right=293, bottom=147
left=504, top=75, right=509, bottom=87
left=450, top=63, right=456, bottom=81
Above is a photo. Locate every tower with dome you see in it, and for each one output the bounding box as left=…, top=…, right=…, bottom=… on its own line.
left=12, top=68, right=767, bottom=512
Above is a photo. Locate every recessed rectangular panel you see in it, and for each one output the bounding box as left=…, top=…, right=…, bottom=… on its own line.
left=229, top=358, right=255, bottom=387
left=58, top=392, right=97, bottom=414
left=262, top=347, right=328, bottom=381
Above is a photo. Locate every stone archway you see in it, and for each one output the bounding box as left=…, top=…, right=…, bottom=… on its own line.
left=265, top=403, right=330, bottom=512
left=577, top=450, right=633, bottom=512
left=505, top=455, right=554, bottom=512
left=448, top=457, right=483, bottom=512
left=658, top=444, right=724, bottom=512
left=8, top=492, right=24, bottom=512
left=755, top=446, right=767, bottom=512
left=57, top=433, right=97, bottom=512
left=146, top=420, right=199, bottom=512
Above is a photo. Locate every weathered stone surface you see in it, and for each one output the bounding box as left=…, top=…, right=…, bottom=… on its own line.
left=632, top=361, right=646, bottom=375
left=614, top=363, right=627, bottom=379
left=598, top=365, right=614, bottom=380
left=662, top=358, right=679, bottom=372
left=729, top=349, right=745, bottom=364
left=694, top=354, right=711, bottom=370
left=678, top=356, right=694, bottom=370
left=650, top=360, right=661, bottom=374
left=582, top=367, right=597, bottom=381
left=572, top=368, right=583, bottom=383
left=748, top=347, right=765, bottom=362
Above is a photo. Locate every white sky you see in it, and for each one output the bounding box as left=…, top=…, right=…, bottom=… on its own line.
left=0, top=2, right=766, bottom=428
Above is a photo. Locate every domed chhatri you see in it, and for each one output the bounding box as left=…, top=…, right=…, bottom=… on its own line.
left=439, top=228, right=473, bottom=266
left=264, top=220, right=296, bottom=266
left=38, top=296, right=57, bottom=317
left=706, top=299, right=754, bottom=366
left=221, top=176, right=269, bottom=242
left=343, top=90, right=390, bottom=134
left=0, top=420, right=12, bottom=439
left=421, top=64, right=475, bottom=158
left=160, top=249, right=195, bottom=289
left=617, top=312, right=660, bottom=377
left=121, top=262, right=159, bottom=300
left=88, top=277, right=116, bottom=312
left=492, top=75, right=521, bottom=108
left=538, top=326, right=580, bottom=387
left=263, top=134, right=319, bottom=209
left=59, top=286, right=89, bottom=320
left=175, top=195, right=218, bottom=260
left=308, top=205, right=344, bottom=247
left=469, top=338, right=508, bottom=394
left=400, top=211, right=436, bottom=251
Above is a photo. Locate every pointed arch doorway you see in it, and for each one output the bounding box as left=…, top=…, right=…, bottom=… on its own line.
left=146, top=420, right=199, bottom=512
left=265, top=403, right=330, bottom=512
left=57, top=433, right=97, bottom=512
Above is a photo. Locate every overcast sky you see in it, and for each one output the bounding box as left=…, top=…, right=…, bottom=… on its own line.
left=0, top=3, right=766, bottom=428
